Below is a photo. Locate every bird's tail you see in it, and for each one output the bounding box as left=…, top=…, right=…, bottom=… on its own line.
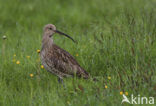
left=81, top=71, right=99, bottom=81
left=83, top=70, right=90, bottom=79
left=77, top=67, right=98, bottom=81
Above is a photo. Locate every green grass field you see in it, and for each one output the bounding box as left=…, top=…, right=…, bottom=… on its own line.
left=0, top=0, right=156, bottom=105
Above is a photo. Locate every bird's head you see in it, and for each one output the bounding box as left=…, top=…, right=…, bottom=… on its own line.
left=43, top=24, right=76, bottom=43
left=43, top=24, right=56, bottom=36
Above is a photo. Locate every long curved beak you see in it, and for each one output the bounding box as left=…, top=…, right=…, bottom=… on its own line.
left=54, top=30, right=76, bottom=43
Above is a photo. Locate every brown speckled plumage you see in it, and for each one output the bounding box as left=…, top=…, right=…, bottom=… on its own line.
left=40, top=24, right=89, bottom=80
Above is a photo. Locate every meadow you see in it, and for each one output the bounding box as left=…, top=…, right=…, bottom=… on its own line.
left=0, top=0, right=156, bottom=105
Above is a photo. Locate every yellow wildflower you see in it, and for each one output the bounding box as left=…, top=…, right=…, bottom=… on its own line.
left=26, top=56, right=30, bottom=59
left=120, top=91, right=123, bottom=95
left=14, top=54, right=16, bottom=57
left=16, top=60, right=20, bottom=64
left=41, top=65, right=44, bottom=69
left=30, top=74, right=34, bottom=77
left=105, top=85, right=108, bottom=89
left=76, top=53, right=79, bottom=57
left=125, top=92, right=128, bottom=95
left=37, top=50, right=40, bottom=53
left=108, top=76, right=111, bottom=80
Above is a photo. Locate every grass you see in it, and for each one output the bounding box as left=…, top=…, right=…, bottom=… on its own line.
left=0, top=0, right=156, bottom=105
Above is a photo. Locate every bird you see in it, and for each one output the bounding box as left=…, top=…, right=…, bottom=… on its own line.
left=40, top=24, right=89, bottom=83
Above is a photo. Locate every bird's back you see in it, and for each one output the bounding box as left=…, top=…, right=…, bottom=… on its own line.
left=41, top=44, right=89, bottom=79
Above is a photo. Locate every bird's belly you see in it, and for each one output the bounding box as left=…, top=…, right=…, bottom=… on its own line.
left=44, top=64, right=72, bottom=78
left=40, top=56, right=72, bottom=78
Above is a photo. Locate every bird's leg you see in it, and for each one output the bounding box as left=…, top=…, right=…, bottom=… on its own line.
left=58, top=77, right=63, bottom=83
left=58, top=77, right=66, bottom=89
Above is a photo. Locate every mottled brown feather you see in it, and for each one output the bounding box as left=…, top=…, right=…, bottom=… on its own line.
left=53, top=44, right=88, bottom=78
left=41, top=44, right=89, bottom=79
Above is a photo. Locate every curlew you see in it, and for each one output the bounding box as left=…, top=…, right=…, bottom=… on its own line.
left=40, top=24, right=89, bottom=83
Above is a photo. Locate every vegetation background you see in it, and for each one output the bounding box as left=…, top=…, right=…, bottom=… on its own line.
left=0, top=0, right=156, bottom=105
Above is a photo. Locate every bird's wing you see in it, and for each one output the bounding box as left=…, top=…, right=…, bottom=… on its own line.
left=47, top=44, right=89, bottom=79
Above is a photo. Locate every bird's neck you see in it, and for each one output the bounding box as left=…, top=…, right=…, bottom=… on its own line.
left=41, top=35, right=54, bottom=50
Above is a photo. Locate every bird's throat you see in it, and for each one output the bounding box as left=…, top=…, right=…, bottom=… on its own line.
left=42, top=36, right=54, bottom=50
